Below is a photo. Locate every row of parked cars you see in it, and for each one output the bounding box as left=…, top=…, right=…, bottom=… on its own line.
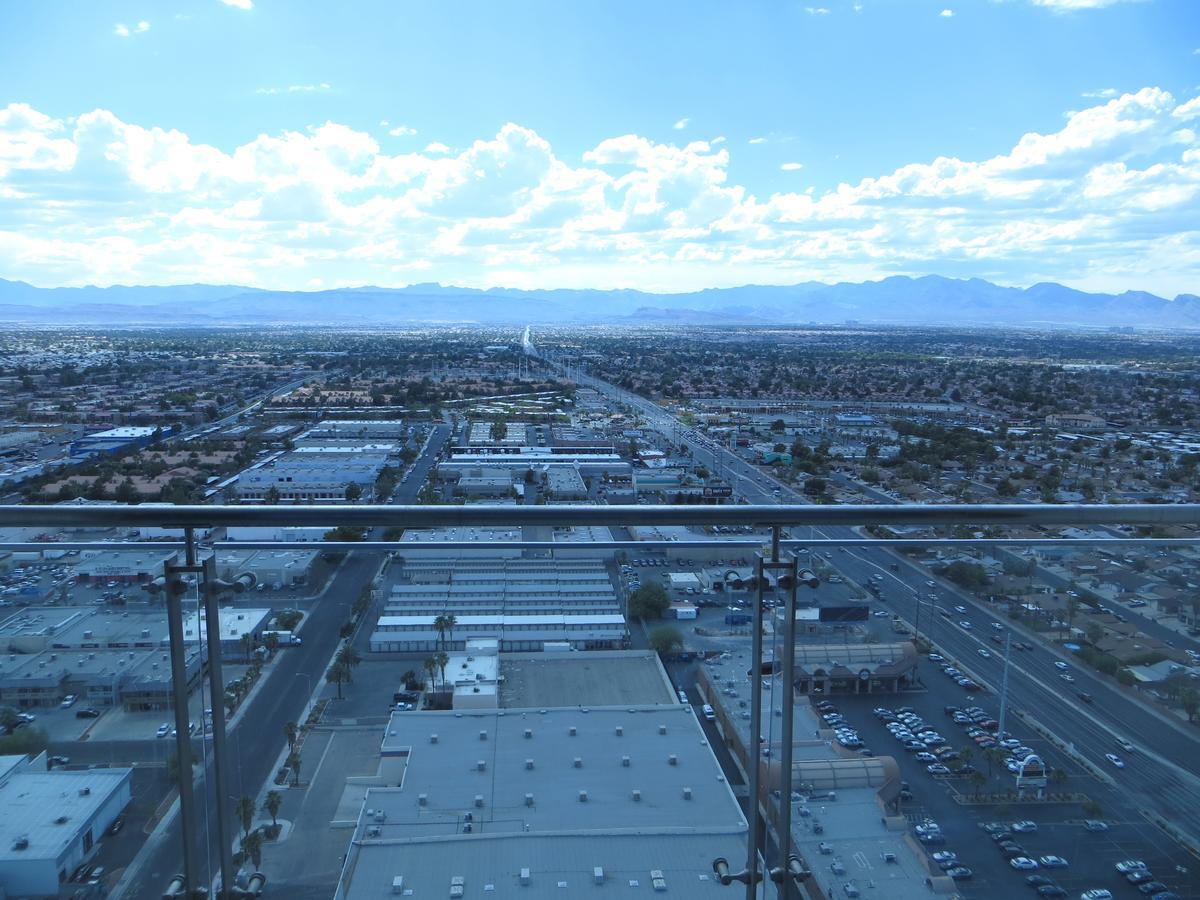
left=873, top=706, right=976, bottom=776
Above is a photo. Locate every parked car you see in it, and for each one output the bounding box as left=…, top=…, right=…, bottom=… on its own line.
left=59, top=694, right=77, bottom=708
left=1010, top=857, right=1039, bottom=870
left=75, top=707, right=100, bottom=719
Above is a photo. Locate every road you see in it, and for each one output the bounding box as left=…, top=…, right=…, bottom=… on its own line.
left=532, top=340, right=1200, bottom=852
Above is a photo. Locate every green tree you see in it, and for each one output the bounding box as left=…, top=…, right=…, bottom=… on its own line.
left=239, top=632, right=256, bottom=662
left=435, top=651, right=449, bottom=690
left=324, top=525, right=367, bottom=542
left=648, top=626, right=685, bottom=654
left=286, top=750, right=302, bottom=787
left=263, top=790, right=283, bottom=828
left=1181, top=688, right=1199, bottom=723
left=344, top=482, right=363, bottom=502
left=336, top=643, right=361, bottom=672
left=264, top=485, right=281, bottom=504
left=628, top=582, right=670, bottom=621
left=433, top=614, right=451, bottom=651
left=236, top=794, right=256, bottom=838
left=1081, top=799, right=1104, bottom=817
left=166, top=748, right=196, bottom=787
left=423, top=656, right=438, bottom=692
left=283, top=721, right=298, bottom=751
left=263, top=632, right=280, bottom=655
left=0, top=725, right=49, bottom=757
left=241, top=829, right=263, bottom=869
left=275, top=610, right=303, bottom=631
left=326, top=660, right=351, bottom=700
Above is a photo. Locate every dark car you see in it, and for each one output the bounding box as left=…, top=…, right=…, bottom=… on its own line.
left=1138, top=884, right=1169, bottom=896
left=1036, top=887, right=1067, bottom=898
left=1025, top=875, right=1053, bottom=887
left=1127, top=871, right=1155, bottom=886
left=107, top=816, right=124, bottom=835
left=1078, top=692, right=1094, bottom=703
left=75, top=707, right=100, bottom=719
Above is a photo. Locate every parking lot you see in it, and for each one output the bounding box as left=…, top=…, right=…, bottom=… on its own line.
left=828, top=687, right=1198, bottom=899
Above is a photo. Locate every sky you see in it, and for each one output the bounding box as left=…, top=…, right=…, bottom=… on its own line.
left=0, top=0, right=1197, bottom=297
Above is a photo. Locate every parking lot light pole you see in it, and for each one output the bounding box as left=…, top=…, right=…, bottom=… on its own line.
left=997, top=630, right=1013, bottom=739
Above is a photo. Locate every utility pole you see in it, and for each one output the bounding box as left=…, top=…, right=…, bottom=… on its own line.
left=997, top=630, right=1013, bottom=738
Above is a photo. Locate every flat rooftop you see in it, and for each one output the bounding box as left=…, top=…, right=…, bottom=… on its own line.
left=0, top=759, right=132, bottom=863
left=499, top=651, right=677, bottom=709
left=339, top=704, right=747, bottom=899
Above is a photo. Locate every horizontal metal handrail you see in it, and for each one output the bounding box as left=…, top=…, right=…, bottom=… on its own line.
left=1, top=502, right=1197, bottom=529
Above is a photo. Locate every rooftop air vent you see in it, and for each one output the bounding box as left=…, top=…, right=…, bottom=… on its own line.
left=78, top=787, right=90, bottom=796
left=683, top=787, right=693, bottom=800
left=525, top=793, right=534, bottom=807
left=479, top=730, right=487, bottom=741
left=430, top=734, right=438, bottom=744
left=578, top=790, right=588, bottom=802
left=525, top=759, right=534, bottom=770
left=621, top=755, right=630, bottom=767
left=366, top=825, right=381, bottom=838
left=524, top=729, right=532, bottom=739
left=658, top=724, right=667, bottom=735
left=615, top=726, right=623, bottom=736
left=568, top=726, right=577, bottom=736
left=477, top=760, right=486, bottom=772
left=668, top=754, right=678, bottom=766
left=418, top=794, right=428, bottom=806
left=474, top=794, right=484, bottom=808
left=11, top=836, right=28, bottom=851
left=573, top=757, right=582, bottom=768
left=520, top=868, right=531, bottom=886
left=593, top=867, right=605, bottom=885
left=631, top=789, right=642, bottom=802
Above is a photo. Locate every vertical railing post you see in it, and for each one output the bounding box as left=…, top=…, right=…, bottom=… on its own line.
left=776, top=551, right=799, bottom=899
left=745, top=546, right=767, bottom=900
left=165, top=540, right=200, bottom=895
left=201, top=554, right=234, bottom=898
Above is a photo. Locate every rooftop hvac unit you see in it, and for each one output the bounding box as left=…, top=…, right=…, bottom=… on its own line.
left=374, top=811, right=386, bottom=823
left=631, top=789, right=642, bottom=802
left=578, top=790, right=588, bottom=802
left=668, top=754, right=678, bottom=766
left=418, top=794, right=428, bottom=806
left=573, top=757, right=582, bottom=768
left=479, top=730, right=487, bottom=741
left=477, top=760, right=486, bottom=772
left=615, top=725, right=623, bottom=736
left=524, top=729, right=532, bottom=739
left=78, top=787, right=90, bottom=796
left=366, top=826, right=381, bottom=838
left=568, top=726, right=577, bottom=736
left=593, top=867, right=605, bottom=885
left=525, top=759, right=534, bottom=770
left=474, top=794, right=484, bottom=808
left=391, top=875, right=405, bottom=894
left=658, top=724, right=667, bottom=735
left=683, top=787, right=693, bottom=800
left=430, top=734, right=438, bottom=743
left=525, top=793, right=534, bottom=806
left=519, top=868, right=531, bottom=886
left=621, top=755, right=630, bottom=767
left=651, top=869, right=667, bottom=891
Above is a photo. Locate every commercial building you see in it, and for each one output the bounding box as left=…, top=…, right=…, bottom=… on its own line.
left=697, top=648, right=937, bottom=900
left=180, top=607, right=271, bottom=660
left=439, top=445, right=630, bottom=481
left=0, top=753, right=131, bottom=898
left=333, top=696, right=746, bottom=899
left=211, top=549, right=318, bottom=588
left=370, top=612, right=626, bottom=653
left=70, top=548, right=179, bottom=585
left=69, top=426, right=170, bottom=459
left=295, top=420, right=404, bottom=444
left=236, top=446, right=393, bottom=502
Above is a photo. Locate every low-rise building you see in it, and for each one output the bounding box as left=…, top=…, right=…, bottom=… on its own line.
left=0, top=753, right=132, bottom=898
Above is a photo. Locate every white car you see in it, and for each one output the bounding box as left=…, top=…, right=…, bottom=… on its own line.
left=1114, top=860, right=1147, bottom=874
left=1054, top=661, right=1069, bottom=671
left=1080, top=891, right=1113, bottom=900
left=1104, top=753, right=1125, bottom=769
left=959, top=621, right=972, bottom=630
left=1039, top=855, right=1068, bottom=868
left=954, top=605, right=967, bottom=614
left=702, top=704, right=716, bottom=721
left=59, top=694, right=77, bottom=709
left=156, top=723, right=171, bottom=738
left=978, top=649, right=991, bottom=659
left=1009, top=857, right=1039, bottom=870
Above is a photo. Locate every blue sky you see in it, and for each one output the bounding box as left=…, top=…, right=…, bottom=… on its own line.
left=0, top=0, right=1197, bottom=296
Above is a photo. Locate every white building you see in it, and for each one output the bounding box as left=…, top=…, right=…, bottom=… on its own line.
left=0, top=753, right=131, bottom=898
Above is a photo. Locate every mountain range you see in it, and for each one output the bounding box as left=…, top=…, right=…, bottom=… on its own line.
left=0, top=275, right=1196, bottom=329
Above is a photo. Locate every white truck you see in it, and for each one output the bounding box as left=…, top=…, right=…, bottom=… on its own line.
left=263, top=630, right=302, bottom=646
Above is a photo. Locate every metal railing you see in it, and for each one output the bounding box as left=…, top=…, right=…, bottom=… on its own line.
left=2, top=502, right=1197, bottom=900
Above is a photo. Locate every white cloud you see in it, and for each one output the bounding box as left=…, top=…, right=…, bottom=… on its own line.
left=256, top=83, right=331, bottom=95
left=673, top=118, right=690, bottom=130
left=114, top=23, right=130, bottom=37
left=804, top=7, right=830, bottom=14
left=388, top=125, right=417, bottom=137
left=114, top=21, right=150, bottom=37
left=940, top=9, right=954, bottom=17
left=748, top=137, right=767, bottom=145
left=1029, top=0, right=1137, bottom=9
left=0, top=88, right=1196, bottom=296
left=1082, top=88, right=1118, bottom=99
left=781, top=162, right=804, bottom=171
left=219, top=0, right=253, bottom=9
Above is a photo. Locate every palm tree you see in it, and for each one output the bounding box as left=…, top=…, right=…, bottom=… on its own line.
left=236, top=794, right=255, bottom=838
left=326, top=660, right=350, bottom=700
left=286, top=750, right=302, bottom=787
left=263, top=632, right=280, bottom=655
left=969, top=770, right=987, bottom=798
left=422, top=656, right=438, bottom=692
left=262, top=790, right=283, bottom=828
left=444, top=613, right=457, bottom=650
left=239, top=632, right=255, bottom=663
left=336, top=643, right=361, bottom=672
left=241, top=829, right=263, bottom=869
left=283, top=721, right=298, bottom=751
left=433, top=615, right=450, bottom=651
left=435, top=651, right=449, bottom=691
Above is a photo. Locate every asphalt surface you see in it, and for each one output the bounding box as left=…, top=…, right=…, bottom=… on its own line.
left=551, top=353, right=1200, bottom=855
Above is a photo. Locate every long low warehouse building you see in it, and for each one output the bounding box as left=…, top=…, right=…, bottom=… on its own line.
left=370, top=613, right=627, bottom=653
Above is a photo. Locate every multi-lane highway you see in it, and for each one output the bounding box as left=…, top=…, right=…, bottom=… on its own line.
left=538, top=343, right=1200, bottom=851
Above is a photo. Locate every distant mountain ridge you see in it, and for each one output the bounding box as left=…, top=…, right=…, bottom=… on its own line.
left=0, top=275, right=1196, bottom=329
